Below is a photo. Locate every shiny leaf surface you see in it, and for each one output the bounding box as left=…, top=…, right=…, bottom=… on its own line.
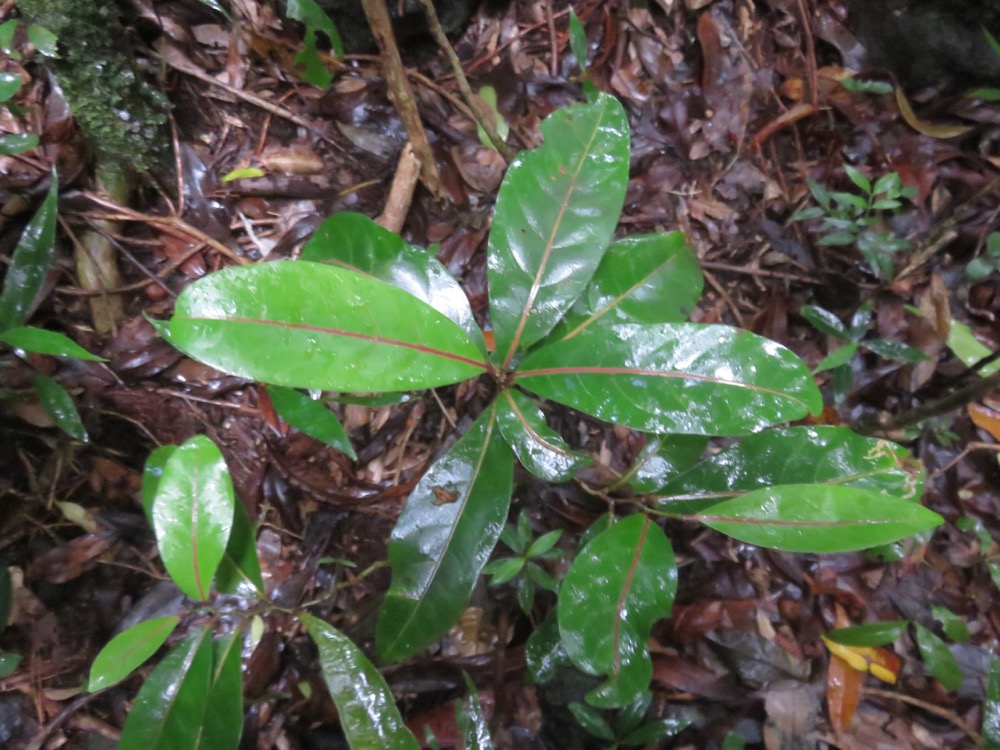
left=119, top=627, right=213, bottom=750
left=197, top=634, right=243, bottom=750
left=214, top=495, right=265, bottom=596
left=913, top=624, right=962, bottom=691
left=0, top=132, right=39, bottom=155
left=302, top=212, right=484, bottom=351
left=488, top=93, right=630, bottom=364
left=169, top=262, right=487, bottom=393
left=516, top=323, right=821, bottom=435
left=826, top=654, right=862, bottom=734
left=33, top=373, right=87, bottom=441
left=457, top=673, right=494, bottom=750
left=302, top=614, right=420, bottom=750
left=88, top=616, right=180, bottom=692
left=558, top=514, right=676, bottom=708
left=696, top=485, right=943, bottom=552
left=556, top=232, right=702, bottom=339
left=0, top=326, right=105, bottom=360
left=497, top=389, right=590, bottom=482
left=0, top=170, right=58, bottom=330
left=267, top=385, right=356, bottom=459
left=142, top=446, right=177, bottom=525
left=616, top=434, right=708, bottom=494
left=152, top=435, right=235, bottom=600
left=655, top=427, right=922, bottom=512
left=825, top=621, right=907, bottom=647
left=377, top=404, right=514, bottom=661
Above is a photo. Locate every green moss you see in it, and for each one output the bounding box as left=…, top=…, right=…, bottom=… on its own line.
left=18, top=0, right=169, bottom=173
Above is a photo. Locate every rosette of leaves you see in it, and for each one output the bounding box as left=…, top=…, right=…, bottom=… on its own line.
left=160, top=92, right=940, bottom=723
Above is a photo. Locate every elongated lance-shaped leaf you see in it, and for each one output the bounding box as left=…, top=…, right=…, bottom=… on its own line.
left=0, top=168, right=58, bottom=330
left=214, top=493, right=265, bottom=596
left=985, top=656, right=1000, bottom=749
left=119, top=626, right=213, bottom=750
left=267, top=385, right=356, bottom=459
left=516, top=323, right=821, bottom=435
left=196, top=633, right=244, bottom=750
left=614, top=434, right=708, bottom=494
left=558, top=514, right=676, bottom=708
left=0, top=326, right=105, bottom=360
left=88, top=616, right=180, bottom=692
left=169, top=262, right=487, bottom=393
left=152, top=435, right=235, bottom=600
left=488, top=93, right=630, bottom=366
left=302, top=614, right=420, bottom=750
left=654, top=426, right=923, bottom=512
left=33, top=373, right=88, bottom=441
left=377, top=403, right=514, bottom=662
left=695, top=484, right=943, bottom=553
left=497, top=389, right=590, bottom=482
left=457, top=673, right=495, bottom=750
left=554, top=232, right=703, bottom=341
left=913, top=624, right=962, bottom=691
left=301, top=212, right=485, bottom=352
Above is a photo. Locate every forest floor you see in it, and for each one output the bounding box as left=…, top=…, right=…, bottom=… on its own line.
left=2, top=0, right=1000, bottom=748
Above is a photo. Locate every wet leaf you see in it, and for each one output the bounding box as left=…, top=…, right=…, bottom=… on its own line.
left=119, top=627, right=213, bottom=750
left=558, top=514, right=677, bottom=708
left=214, top=495, right=265, bottom=597
left=0, top=170, right=58, bottom=330
left=169, top=261, right=487, bottom=393
left=88, top=616, right=180, bottom=692
left=568, top=8, right=588, bottom=71
left=516, top=324, right=822, bottom=436
left=947, top=320, right=1000, bottom=376
left=197, top=634, right=243, bottom=750
left=267, top=385, right=356, bottom=459
left=826, top=654, right=862, bottom=733
left=0, top=653, right=20, bottom=678
left=496, top=389, right=590, bottom=482
left=33, top=373, right=87, bottom=441
left=0, top=326, right=105, bottom=360
left=555, top=232, right=702, bottom=339
left=621, top=717, right=692, bottom=745
left=913, top=624, right=962, bottom=691
left=488, top=93, right=630, bottom=364
left=0, top=71, right=20, bottom=101
left=815, top=343, right=858, bottom=373
left=826, top=621, right=907, bottom=647
left=302, top=212, right=484, bottom=351
left=800, top=305, right=848, bottom=339
left=142, top=445, right=177, bottom=525
left=377, top=404, right=514, bottom=661
left=0, top=133, right=38, bottom=155
left=618, top=435, right=708, bottom=494
left=457, top=673, right=494, bottom=750
left=985, top=656, right=1000, bottom=749
left=655, top=427, right=922, bottom=513
left=302, top=614, right=420, bottom=750
left=696, top=485, right=942, bottom=552
left=524, top=611, right=569, bottom=684
left=863, top=338, right=928, bottom=363
left=286, top=0, right=343, bottom=87
left=152, top=435, right=235, bottom=601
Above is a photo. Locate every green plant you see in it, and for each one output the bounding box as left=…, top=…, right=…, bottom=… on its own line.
left=0, top=169, right=104, bottom=440
left=801, top=301, right=927, bottom=400
left=119, top=93, right=941, bottom=743
left=966, top=231, right=1000, bottom=279
left=483, top=511, right=563, bottom=615
left=569, top=693, right=691, bottom=748
left=792, top=166, right=916, bottom=280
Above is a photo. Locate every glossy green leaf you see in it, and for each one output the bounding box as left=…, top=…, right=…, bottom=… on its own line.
left=0, top=71, right=21, bottom=102
left=555, top=232, right=702, bottom=340
left=0, top=170, right=58, bottom=330
left=913, top=624, right=962, bottom=691
left=0, top=326, right=105, bottom=360
left=524, top=611, right=569, bottom=684
left=815, top=342, right=857, bottom=373
left=947, top=320, right=1000, bottom=376
left=286, top=0, right=343, bottom=58
left=801, top=305, right=848, bottom=339
left=516, top=323, right=822, bottom=435
left=568, top=703, right=615, bottom=741
left=142, top=445, right=177, bottom=526
left=267, top=385, right=356, bottom=459
left=931, top=606, right=970, bottom=643
left=568, top=8, right=588, bottom=70
left=0, top=133, right=38, bottom=155
left=863, top=337, right=928, bottom=362
left=622, top=717, right=693, bottom=745
left=497, top=389, right=590, bottom=482
left=301, top=212, right=485, bottom=352
left=377, top=404, right=514, bottom=661
left=119, top=627, right=213, bottom=750
left=196, top=634, right=243, bottom=750
left=302, top=614, right=420, bottom=750
left=169, top=262, right=487, bottom=393
left=655, top=427, right=923, bottom=513
left=88, top=616, right=181, bottom=692
left=457, top=673, right=494, bottom=750
left=616, top=434, right=708, bottom=494
left=214, top=495, right=265, bottom=596
left=33, top=373, right=87, bottom=441
left=483, top=556, right=524, bottom=585
left=488, top=93, right=630, bottom=364
left=0, top=653, right=20, bottom=678
left=985, top=656, right=1000, bottom=749
left=27, top=25, right=58, bottom=57
left=825, top=620, right=907, bottom=647
left=152, top=435, right=235, bottom=600
left=558, top=514, right=677, bottom=708
left=696, top=485, right=943, bottom=553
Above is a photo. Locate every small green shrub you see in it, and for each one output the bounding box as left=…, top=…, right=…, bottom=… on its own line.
left=100, top=94, right=940, bottom=746
left=792, top=166, right=916, bottom=280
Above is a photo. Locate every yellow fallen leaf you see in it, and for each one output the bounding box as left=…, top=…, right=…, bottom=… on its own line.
left=895, top=87, right=973, bottom=139
left=822, top=636, right=900, bottom=684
